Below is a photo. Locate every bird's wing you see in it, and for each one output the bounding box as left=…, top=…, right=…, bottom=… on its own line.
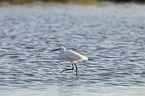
left=65, top=50, right=81, bottom=61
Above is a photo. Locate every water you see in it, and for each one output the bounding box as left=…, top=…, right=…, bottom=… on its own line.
left=0, top=2, right=145, bottom=96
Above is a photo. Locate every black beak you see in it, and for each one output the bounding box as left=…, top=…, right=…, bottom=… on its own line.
left=51, top=48, right=60, bottom=52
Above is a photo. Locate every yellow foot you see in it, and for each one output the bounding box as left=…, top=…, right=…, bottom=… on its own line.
left=59, top=70, right=66, bottom=74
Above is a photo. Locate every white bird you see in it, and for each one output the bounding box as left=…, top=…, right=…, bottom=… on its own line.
left=52, top=47, right=88, bottom=75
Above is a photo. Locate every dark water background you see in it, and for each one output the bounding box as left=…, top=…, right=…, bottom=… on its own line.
left=0, top=2, right=145, bottom=96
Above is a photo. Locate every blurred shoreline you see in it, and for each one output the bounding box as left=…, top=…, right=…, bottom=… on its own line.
left=0, top=0, right=144, bottom=5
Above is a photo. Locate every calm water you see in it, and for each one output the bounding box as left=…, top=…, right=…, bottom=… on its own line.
left=0, top=2, right=145, bottom=96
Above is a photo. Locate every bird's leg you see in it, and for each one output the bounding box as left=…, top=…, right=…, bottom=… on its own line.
left=59, top=62, right=74, bottom=74
left=73, top=63, right=78, bottom=75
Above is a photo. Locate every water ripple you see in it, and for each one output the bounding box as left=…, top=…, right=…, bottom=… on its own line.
left=0, top=3, right=145, bottom=95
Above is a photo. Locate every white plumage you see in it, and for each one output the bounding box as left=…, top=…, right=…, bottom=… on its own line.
left=57, top=47, right=88, bottom=75
left=59, top=47, right=88, bottom=62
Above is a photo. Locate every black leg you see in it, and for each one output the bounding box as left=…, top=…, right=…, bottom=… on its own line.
left=73, top=63, right=78, bottom=75
left=60, top=63, right=74, bottom=74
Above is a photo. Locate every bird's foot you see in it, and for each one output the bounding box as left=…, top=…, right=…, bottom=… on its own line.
left=59, top=70, right=66, bottom=74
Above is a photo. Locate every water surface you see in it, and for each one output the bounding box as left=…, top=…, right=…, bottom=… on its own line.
left=0, top=2, right=145, bottom=96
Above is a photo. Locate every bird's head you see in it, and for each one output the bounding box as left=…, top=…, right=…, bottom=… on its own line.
left=51, top=46, right=66, bottom=51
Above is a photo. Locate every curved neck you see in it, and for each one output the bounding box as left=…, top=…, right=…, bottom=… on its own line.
left=60, top=47, right=66, bottom=54
left=61, top=47, right=66, bottom=51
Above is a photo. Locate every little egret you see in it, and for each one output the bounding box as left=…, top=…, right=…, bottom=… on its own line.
left=52, top=47, right=88, bottom=75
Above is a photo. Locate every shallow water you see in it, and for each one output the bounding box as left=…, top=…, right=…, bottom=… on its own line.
left=0, top=2, right=145, bottom=96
